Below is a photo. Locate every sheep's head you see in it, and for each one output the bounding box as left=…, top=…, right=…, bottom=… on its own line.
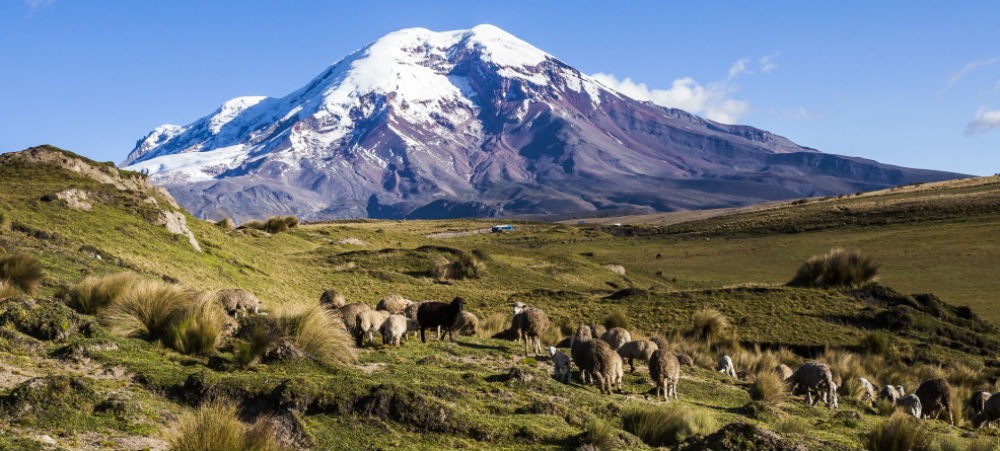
left=452, top=297, right=466, bottom=309
left=896, top=385, right=905, bottom=395
left=547, top=346, right=557, bottom=356
left=511, top=302, right=528, bottom=315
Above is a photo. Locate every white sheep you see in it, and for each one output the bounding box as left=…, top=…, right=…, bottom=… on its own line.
left=356, top=310, right=391, bottom=346
left=858, top=377, right=878, bottom=406
left=548, top=346, right=571, bottom=384
left=716, top=355, right=737, bottom=378
left=897, top=394, right=922, bottom=418
left=380, top=314, right=410, bottom=346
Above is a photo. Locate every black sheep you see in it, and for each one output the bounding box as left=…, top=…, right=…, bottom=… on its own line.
left=417, top=297, right=466, bottom=343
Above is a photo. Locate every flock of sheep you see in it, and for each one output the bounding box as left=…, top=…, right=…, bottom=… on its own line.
left=319, top=291, right=1000, bottom=429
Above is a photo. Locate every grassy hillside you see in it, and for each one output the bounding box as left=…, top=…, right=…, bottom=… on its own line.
left=1, top=146, right=999, bottom=450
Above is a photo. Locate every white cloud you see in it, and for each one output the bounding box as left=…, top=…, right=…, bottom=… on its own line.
left=965, top=106, right=1000, bottom=135
left=727, top=58, right=750, bottom=80
left=759, top=52, right=780, bottom=74
left=948, top=56, right=1000, bottom=87
left=591, top=73, right=750, bottom=124
left=769, top=106, right=820, bottom=120
left=25, top=0, right=54, bottom=9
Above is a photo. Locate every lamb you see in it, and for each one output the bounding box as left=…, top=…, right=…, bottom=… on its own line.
left=355, top=310, right=391, bottom=346
left=571, top=325, right=594, bottom=384
left=971, top=391, right=991, bottom=418
left=214, top=288, right=261, bottom=317
left=339, top=302, right=370, bottom=337
left=416, top=297, right=466, bottom=343
left=879, top=385, right=905, bottom=404
left=649, top=349, right=681, bottom=402
left=380, top=314, right=410, bottom=346
left=716, top=355, right=737, bottom=378
left=548, top=346, right=571, bottom=384
left=376, top=294, right=413, bottom=315
left=512, top=305, right=549, bottom=356
left=972, top=391, right=1000, bottom=428
left=858, top=378, right=878, bottom=406
left=775, top=364, right=793, bottom=380
left=452, top=311, right=478, bottom=336
left=896, top=394, right=922, bottom=418
left=319, top=289, right=346, bottom=309
left=914, top=378, right=954, bottom=425
left=600, top=327, right=632, bottom=350
left=584, top=339, right=623, bottom=394
left=617, top=339, right=658, bottom=373
left=786, top=362, right=838, bottom=409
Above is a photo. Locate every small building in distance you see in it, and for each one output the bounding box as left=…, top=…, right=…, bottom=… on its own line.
left=490, top=224, right=514, bottom=233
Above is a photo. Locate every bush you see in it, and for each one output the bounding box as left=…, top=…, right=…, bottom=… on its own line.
left=66, top=272, right=141, bottom=314
left=861, top=331, right=891, bottom=355
left=581, top=419, right=616, bottom=450
left=688, top=308, right=730, bottom=348
left=603, top=308, right=630, bottom=330
left=171, top=295, right=227, bottom=356
left=278, top=305, right=355, bottom=366
left=103, top=280, right=191, bottom=345
left=788, top=248, right=879, bottom=288
left=216, top=217, right=236, bottom=231
left=0, top=253, right=44, bottom=295
left=621, top=404, right=717, bottom=447
left=429, top=252, right=483, bottom=280
left=865, top=413, right=933, bottom=451
left=170, top=398, right=281, bottom=451
left=0, top=281, right=18, bottom=299
left=749, top=371, right=787, bottom=406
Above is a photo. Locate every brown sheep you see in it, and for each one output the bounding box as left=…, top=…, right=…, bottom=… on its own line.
left=676, top=354, right=695, bottom=367
left=512, top=306, right=549, bottom=357
left=339, top=302, right=370, bottom=338
left=571, top=325, right=594, bottom=384
left=650, top=336, right=670, bottom=351
left=585, top=339, right=623, bottom=394
left=319, top=289, right=346, bottom=309
left=649, top=349, right=681, bottom=402
left=453, top=311, right=478, bottom=336
left=915, top=378, right=954, bottom=425
left=214, top=288, right=261, bottom=317
left=376, top=294, right=413, bottom=315
left=600, top=327, right=632, bottom=350
left=617, top=339, right=658, bottom=373
left=775, top=364, right=793, bottom=380
left=590, top=324, right=608, bottom=340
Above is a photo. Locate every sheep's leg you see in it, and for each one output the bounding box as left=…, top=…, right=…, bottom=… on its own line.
left=628, top=358, right=635, bottom=373
left=420, top=327, right=426, bottom=343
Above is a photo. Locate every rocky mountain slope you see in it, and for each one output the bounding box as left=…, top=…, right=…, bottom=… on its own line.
left=124, top=24, right=963, bottom=221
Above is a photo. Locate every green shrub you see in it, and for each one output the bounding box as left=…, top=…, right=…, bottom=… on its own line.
left=0, top=253, right=44, bottom=295
left=750, top=371, right=787, bottom=406
left=603, top=307, right=630, bottom=330
left=865, top=413, right=933, bottom=451
left=621, top=404, right=717, bottom=447
left=170, top=398, right=281, bottom=451
left=66, top=272, right=141, bottom=314
left=773, top=415, right=810, bottom=435
left=170, top=296, right=227, bottom=356
left=581, top=418, right=616, bottom=450
left=788, top=248, right=879, bottom=288
left=688, top=308, right=730, bottom=348
left=861, top=331, right=891, bottom=355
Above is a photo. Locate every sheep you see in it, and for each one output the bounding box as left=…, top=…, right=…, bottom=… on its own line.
left=649, top=349, right=681, bottom=402
left=972, top=392, right=1000, bottom=428
left=600, top=327, right=631, bottom=350
left=548, top=346, right=571, bottom=384
left=512, top=305, right=549, bottom=356
left=584, top=339, right=623, bottom=394
left=339, top=302, right=370, bottom=337
left=914, top=378, right=954, bottom=425
left=879, top=385, right=905, bottom=404
left=676, top=354, right=695, bottom=367
left=453, top=311, right=478, bottom=336
left=858, top=378, right=878, bottom=406
left=355, top=310, right=391, bottom=346
left=650, top=336, right=670, bottom=351
left=971, top=391, right=991, bottom=419
left=716, top=355, right=737, bottom=378
left=416, top=297, right=465, bottom=343
left=571, top=325, right=594, bottom=384
left=319, top=289, right=346, bottom=309
left=380, top=314, right=410, bottom=346
left=376, top=294, right=413, bottom=315
left=775, top=364, right=793, bottom=380
left=617, top=339, right=658, bottom=373
left=590, top=324, right=608, bottom=340
left=896, top=394, right=922, bottom=418
left=214, top=288, right=261, bottom=317
left=786, top=362, right=838, bottom=409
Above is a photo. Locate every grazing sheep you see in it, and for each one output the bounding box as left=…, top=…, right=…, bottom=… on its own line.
left=775, top=364, right=793, bottom=380
left=355, top=310, right=391, bottom=346
left=512, top=305, right=549, bottom=357
left=376, top=294, right=413, bottom=315
left=339, top=302, right=370, bottom=337
left=380, top=314, right=410, bottom=346
left=787, top=362, right=838, bottom=409
left=214, top=288, right=261, bottom=317
left=585, top=339, right=623, bottom=394
left=915, top=378, right=954, bottom=425
left=972, top=392, right=1000, bottom=428
left=600, top=327, right=632, bottom=350
left=650, top=336, right=670, bottom=351
left=548, top=346, right=571, bottom=384
left=649, top=349, right=681, bottom=402
left=571, top=325, right=594, bottom=384
left=416, top=297, right=466, bottom=343
left=971, top=391, right=991, bottom=418
left=858, top=378, right=878, bottom=406
left=676, top=354, right=695, bottom=367
left=716, top=355, right=737, bottom=378
left=590, top=324, right=608, bottom=340
left=319, top=289, right=346, bottom=309
left=897, top=394, right=922, bottom=418
left=453, top=311, right=478, bottom=336
left=879, top=385, right=905, bottom=404
left=617, top=339, right=659, bottom=373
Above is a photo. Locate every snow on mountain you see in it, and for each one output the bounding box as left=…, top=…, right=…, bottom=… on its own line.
left=124, top=24, right=963, bottom=221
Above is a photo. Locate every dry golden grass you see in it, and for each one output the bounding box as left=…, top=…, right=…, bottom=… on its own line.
left=688, top=308, right=730, bottom=349
left=478, top=312, right=509, bottom=338
left=103, top=280, right=192, bottom=344
left=170, top=398, right=282, bottom=451
left=67, top=272, right=142, bottom=314
left=171, top=295, right=228, bottom=357
left=277, top=305, right=355, bottom=366
left=0, top=252, right=44, bottom=295
left=621, top=404, right=718, bottom=448
left=864, top=413, right=933, bottom=451
left=788, top=248, right=879, bottom=288
left=749, top=371, right=787, bottom=406
left=0, top=281, right=18, bottom=299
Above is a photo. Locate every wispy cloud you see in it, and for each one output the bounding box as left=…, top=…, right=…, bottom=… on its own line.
left=948, top=56, right=1000, bottom=87
left=25, top=0, right=54, bottom=8
left=965, top=106, right=1000, bottom=135
left=769, top=106, right=820, bottom=120
left=727, top=58, right=750, bottom=80
left=759, top=52, right=780, bottom=74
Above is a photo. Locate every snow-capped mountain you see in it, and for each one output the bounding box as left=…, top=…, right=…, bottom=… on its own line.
left=124, top=24, right=962, bottom=221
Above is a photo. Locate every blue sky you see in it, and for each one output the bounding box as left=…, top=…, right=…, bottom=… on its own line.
left=2, top=1, right=998, bottom=175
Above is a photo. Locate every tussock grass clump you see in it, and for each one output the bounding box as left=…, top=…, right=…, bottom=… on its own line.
left=788, top=248, right=879, bottom=288
left=581, top=419, right=616, bottom=450
left=864, top=413, right=933, bottom=451
left=749, top=371, right=787, bottom=406
left=429, top=252, right=483, bottom=280
left=621, top=404, right=717, bottom=447
left=170, top=398, right=281, bottom=451
left=688, top=308, right=730, bottom=348
left=479, top=313, right=508, bottom=338
left=276, top=305, right=355, bottom=366
left=264, top=215, right=299, bottom=233
left=773, top=415, right=810, bottom=435
left=66, top=272, right=141, bottom=314
left=0, top=253, right=44, bottom=295
left=861, top=331, right=891, bottom=355
left=603, top=307, right=630, bottom=330
left=216, top=217, right=236, bottom=231
left=0, top=281, right=18, bottom=299
left=103, top=280, right=191, bottom=344
left=171, top=295, right=227, bottom=357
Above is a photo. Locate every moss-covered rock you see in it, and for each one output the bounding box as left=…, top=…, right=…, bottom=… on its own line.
left=679, top=422, right=808, bottom=451
left=0, top=375, right=99, bottom=427
left=0, top=297, right=80, bottom=341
